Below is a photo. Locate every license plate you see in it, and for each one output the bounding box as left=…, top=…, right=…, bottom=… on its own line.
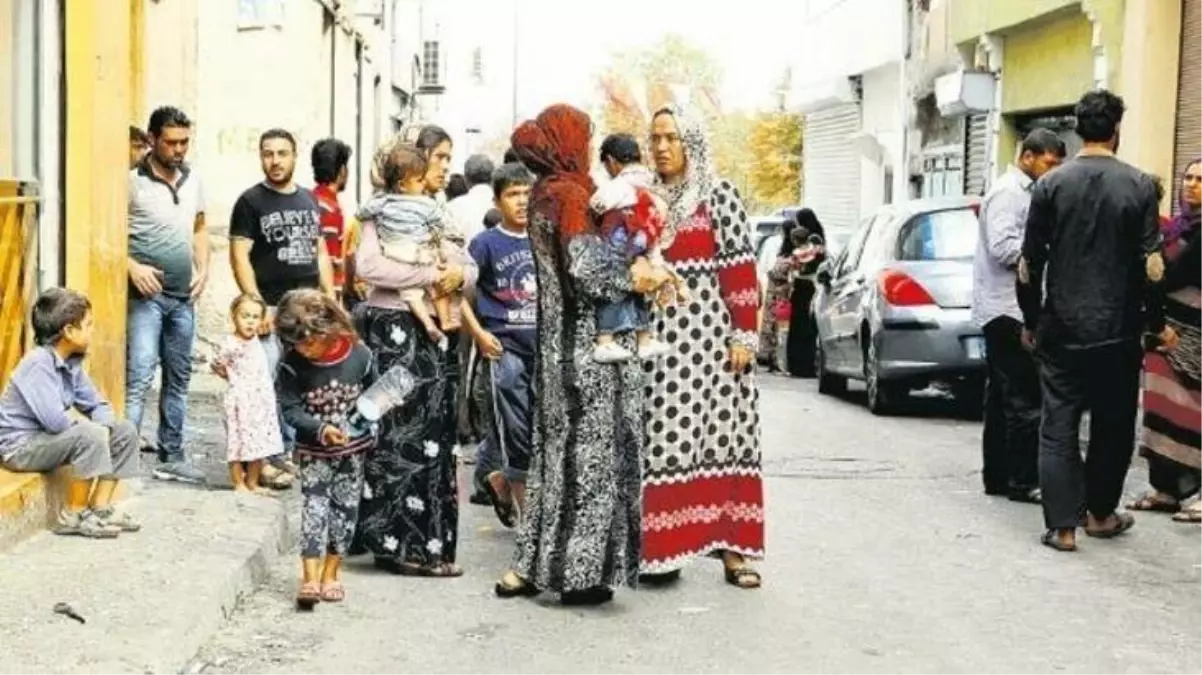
left=964, top=337, right=986, bottom=360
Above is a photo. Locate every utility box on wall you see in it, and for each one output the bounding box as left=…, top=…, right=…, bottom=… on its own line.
left=934, top=69, right=995, bottom=117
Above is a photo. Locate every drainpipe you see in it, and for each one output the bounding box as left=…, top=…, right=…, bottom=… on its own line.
left=896, top=0, right=911, bottom=203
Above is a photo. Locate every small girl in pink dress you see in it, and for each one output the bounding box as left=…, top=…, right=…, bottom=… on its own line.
left=212, top=294, right=284, bottom=493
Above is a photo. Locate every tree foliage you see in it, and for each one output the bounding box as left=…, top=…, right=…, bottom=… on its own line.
left=748, top=112, right=804, bottom=209
left=595, top=35, right=802, bottom=214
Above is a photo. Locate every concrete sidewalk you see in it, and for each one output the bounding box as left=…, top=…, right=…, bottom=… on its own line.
left=0, top=373, right=297, bottom=674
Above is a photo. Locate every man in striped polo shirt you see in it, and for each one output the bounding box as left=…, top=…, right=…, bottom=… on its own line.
left=126, top=106, right=209, bottom=485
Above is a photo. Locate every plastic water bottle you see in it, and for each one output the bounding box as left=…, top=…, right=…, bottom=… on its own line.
left=345, top=364, right=418, bottom=439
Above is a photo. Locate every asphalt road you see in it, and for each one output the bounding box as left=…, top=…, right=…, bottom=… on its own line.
left=196, top=375, right=1201, bottom=674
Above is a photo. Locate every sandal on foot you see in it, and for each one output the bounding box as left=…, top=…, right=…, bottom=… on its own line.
left=320, top=581, right=345, bottom=602
left=1172, top=507, right=1202, bottom=523
left=396, top=562, right=464, bottom=578
left=1085, top=512, right=1136, bottom=539
left=494, top=572, right=540, bottom=599
left=1040, top=529, right=1077, bottom=552
left=724, top=566, right=762, bottom=589
left=296, top=581, right=322, bottom=611
left=1008, top=487, right=1042, bottom=504
left=638, top=570, right=682, bottom=586
left=1127, top=493, right=1181, bottom=513
left=561, top=586, right=614, bottom=606
left=482, top=478, right=517, bottom=529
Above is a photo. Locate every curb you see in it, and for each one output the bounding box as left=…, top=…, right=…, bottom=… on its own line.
left=0, top=486, right=297, bottom=674
left=176, top=495, right=296, bottom=674
left=0, top=368, right=298, bottom=674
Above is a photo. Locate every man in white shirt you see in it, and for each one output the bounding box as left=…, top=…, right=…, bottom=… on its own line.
left=972, top=127, right=1065, bottom=504
left=448, top=154, right=496, bottom=243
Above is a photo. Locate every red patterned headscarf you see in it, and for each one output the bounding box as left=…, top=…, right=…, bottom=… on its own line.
left=511, top=104, right=597, bottom=243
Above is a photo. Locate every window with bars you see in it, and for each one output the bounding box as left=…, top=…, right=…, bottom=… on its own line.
left=422, top=40, right=441, bottom=87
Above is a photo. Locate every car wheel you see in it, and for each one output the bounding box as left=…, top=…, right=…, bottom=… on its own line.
left=815, top=337, right=846, bottom=396
left=864, top=335, right=903, bottom=416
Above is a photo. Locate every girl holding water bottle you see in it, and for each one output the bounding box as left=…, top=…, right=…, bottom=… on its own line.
left=274, top=290, right=374, bottom=610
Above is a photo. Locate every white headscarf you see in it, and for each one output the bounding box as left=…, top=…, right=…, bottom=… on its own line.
left=652, top=102, right=716, bottom=235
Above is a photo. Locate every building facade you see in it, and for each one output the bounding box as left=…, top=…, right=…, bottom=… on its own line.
left=1, top=0, right=134, bottom=398
left=788, top=0, right=911, bottom=237
left=920, top=0, right=1191, bottom=210
left=0, top=0, right=403, bottom=399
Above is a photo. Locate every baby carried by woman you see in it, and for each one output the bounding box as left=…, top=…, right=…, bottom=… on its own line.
left=359, top=142, right=473, bottom=344
left=588, top=162, right=688, bottom=364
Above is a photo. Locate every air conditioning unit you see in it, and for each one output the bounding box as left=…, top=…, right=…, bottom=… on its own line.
left=935, top=69, right=994, bottom=117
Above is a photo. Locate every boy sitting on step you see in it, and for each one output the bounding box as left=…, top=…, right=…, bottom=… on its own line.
left=0, top=288, right=141, bottom=538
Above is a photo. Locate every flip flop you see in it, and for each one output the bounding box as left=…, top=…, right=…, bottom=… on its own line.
left=723, top=566, right=762, bottom=589
left=320, top=581, right=345, bottom=602
left=1127, top=493, right=1181, bottom=513
left=1172, top=508, right=1202, bottom=524
left=1041, top=529, right=1077, bottom=552
left=396, top=562, right=464, bottom=578
left=482, top=478, right=517, bottom=529
left=296, top=581, right=322, bottom=611
left=1085, top=512, right=1136, bottom=539
left=494, top=572, right=541, bottom=599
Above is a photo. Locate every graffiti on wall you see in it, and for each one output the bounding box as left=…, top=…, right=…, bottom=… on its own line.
left=216, top=126, right=322, bottom=158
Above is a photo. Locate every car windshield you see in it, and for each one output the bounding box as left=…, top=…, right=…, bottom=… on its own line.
left=896, top=208, right=978, bottom=261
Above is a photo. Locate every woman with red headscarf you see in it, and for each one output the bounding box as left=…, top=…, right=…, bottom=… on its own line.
left=493, top=104, right=670, bottom=605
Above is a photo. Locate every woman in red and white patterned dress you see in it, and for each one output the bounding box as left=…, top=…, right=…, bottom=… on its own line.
left=641, top=103, right=764, bottom=589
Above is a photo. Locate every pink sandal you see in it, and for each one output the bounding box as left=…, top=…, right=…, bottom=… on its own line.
left=320, top=581, right=345, bottom=602
left=296, top=581, right=321, bottom=611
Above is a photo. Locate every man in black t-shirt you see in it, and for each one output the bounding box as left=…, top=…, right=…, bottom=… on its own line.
left=228, top=128, right=334, bottom=482
left=229, top=129, right=333, bottom=308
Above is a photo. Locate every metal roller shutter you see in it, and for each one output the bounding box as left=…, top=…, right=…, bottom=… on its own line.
left=964, top=113, right=990, bottom=197
left=802, top=103, right=861, bottom=237
left=1173, top=0, right=1201, bottom=212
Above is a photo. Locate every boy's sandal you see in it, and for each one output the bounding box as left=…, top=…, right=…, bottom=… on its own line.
left=482, top=478, right=517, bottom=529
left=320, top=581, right=345, bottom=602
left=296, top=581, right=322, bottom=611
left=723, top=565, right=762, bottom=589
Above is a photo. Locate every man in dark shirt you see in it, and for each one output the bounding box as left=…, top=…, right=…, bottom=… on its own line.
left=1018, top=89, right=1175, bottom=552
left=228, top=128, right=334, bottom=483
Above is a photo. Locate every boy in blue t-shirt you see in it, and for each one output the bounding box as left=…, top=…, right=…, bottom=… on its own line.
left=466, top=163, right=536, bottom=524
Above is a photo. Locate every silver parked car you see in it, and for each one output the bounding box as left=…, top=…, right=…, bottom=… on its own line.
left=812, top=196, right=986, bottom=415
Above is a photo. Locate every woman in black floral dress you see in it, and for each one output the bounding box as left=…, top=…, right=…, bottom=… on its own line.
left=493, top=104, right=670, bottom=605
left=349, top=126, right=477, bottom=576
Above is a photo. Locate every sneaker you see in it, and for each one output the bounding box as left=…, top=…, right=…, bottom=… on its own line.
left=638, top=339, right=671, bottom=360
left=93, top=506, right=142, bottom=533
left=593, top=342, right=634, bottom=364
left=151, top=461, right=207, bottom=485
left=55, top=509, right=120, bottom=539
